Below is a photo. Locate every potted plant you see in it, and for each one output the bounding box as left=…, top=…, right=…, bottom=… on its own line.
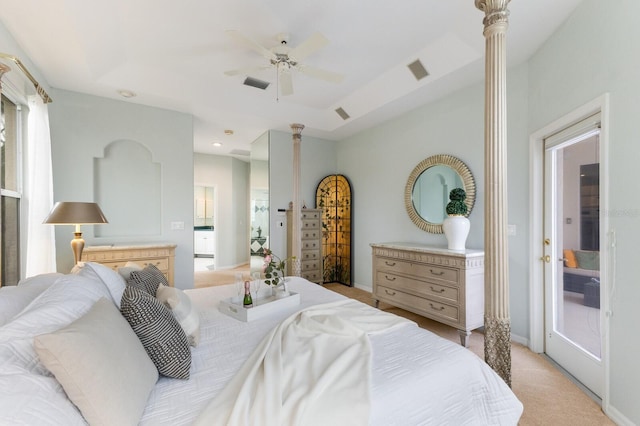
left=442, top=188, right=470, bottom=250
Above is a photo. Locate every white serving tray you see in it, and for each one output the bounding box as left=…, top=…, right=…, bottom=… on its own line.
left=218, top=290, right=300, bottom=322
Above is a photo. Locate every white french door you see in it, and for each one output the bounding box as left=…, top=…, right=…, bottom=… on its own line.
left=543, top=113, right=604, bottom=398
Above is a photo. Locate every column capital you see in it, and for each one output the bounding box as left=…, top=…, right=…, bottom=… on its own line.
left=290, top=123, right=305, bottom=139
left=0, top=63, right=11, bottom=80
left=475, top=0, right=510, bottom=29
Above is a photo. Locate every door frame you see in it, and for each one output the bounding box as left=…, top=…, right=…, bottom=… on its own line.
left=529, top=93, right=611, bottom=406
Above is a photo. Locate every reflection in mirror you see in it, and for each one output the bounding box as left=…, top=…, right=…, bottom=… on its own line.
left=250, top=135, right=269, bottom=267
left=405, top=154, right=475, bottom=234
left=412, top=165, right=464, bottom=224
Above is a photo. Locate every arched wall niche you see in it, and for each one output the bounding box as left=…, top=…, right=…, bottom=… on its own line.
left=94, top=139, right=161, bottom=237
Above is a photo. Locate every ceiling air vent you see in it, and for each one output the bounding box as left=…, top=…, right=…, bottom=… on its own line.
left=407, top=59, right=429, bottom=81
left=335, top=107, right=350, bottom=121
left=230, top=149, right=250, bottom=156
left=243, top=77, right=270, bottom=90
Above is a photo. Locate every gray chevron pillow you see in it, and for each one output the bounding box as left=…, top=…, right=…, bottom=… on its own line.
left=120, top=286, right=191, bottom=379
left=127, top=264, right=169, bottom=295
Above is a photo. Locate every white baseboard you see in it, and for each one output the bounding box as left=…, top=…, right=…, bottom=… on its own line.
left=510, top=333, right=529, bottom=347
left=604, top=404, right=635, bottom=426
left=353, top=283, right=372, bottom=293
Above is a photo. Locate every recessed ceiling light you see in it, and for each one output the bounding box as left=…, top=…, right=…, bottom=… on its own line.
left=212, top=142, right=222, bottom=147
left=117, top=89, right=136, bottom=98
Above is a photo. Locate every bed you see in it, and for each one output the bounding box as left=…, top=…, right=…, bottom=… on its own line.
left=0, top=262, right=523, bottom=425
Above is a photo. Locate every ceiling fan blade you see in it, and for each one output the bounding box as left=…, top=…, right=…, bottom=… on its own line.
left=297, top=65, right=344, bottom=84
left=224, top=65, right=271, bottom=77
left=288, top=32, right=329, bottom=62
left=225, top=30, right=275, bottom=61
left=279, top=70, right=294, bottom=96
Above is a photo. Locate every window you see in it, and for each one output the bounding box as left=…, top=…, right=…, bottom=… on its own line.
left=1, top=94, right=21, bottom=286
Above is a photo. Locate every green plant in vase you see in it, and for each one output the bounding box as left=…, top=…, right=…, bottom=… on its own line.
left=445, top=187, right=468, bottom=216
left=443, top=188, right=470, bottom=251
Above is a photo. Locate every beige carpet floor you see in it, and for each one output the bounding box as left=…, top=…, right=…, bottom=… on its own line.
left=323, top=283, right=614, bottom=426
left=194, top=264, right=251, bottom=288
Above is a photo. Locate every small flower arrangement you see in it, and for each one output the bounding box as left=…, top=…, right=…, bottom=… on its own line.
left=445, top=188, right=468, bottom=216
left=262, top=248, right=294, bottom=288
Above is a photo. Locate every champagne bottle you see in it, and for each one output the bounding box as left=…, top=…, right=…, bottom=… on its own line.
left=243, top=280, right=253, bottom=308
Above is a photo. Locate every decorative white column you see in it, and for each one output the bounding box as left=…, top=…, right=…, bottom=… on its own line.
left=290, top=123, right=304, bottom=276
left=475, top=0, right=512, bottom=387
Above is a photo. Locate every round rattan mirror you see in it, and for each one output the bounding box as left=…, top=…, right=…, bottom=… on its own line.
left=404, top=154, right=476, bottom=234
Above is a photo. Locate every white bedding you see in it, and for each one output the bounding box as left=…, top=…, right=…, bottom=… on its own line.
left=140, top=278, right=523, bottom=425
left=0, top=274, right=522, bottom=425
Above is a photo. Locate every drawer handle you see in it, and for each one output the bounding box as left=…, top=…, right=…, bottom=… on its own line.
left=384, top=275, right=396, bottom=282
left=385, top=261, right=396, bottom=266
left=429, top=303, right=445, bottom=311
left=429, top=269, right=445, bottom=276
left=384, top=289, right=396, bottom=296
left=430, top=286, right=445, bottom=293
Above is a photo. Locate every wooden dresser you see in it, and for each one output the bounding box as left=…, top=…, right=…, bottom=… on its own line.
left=82, top=243, right=177, bottom=286
left=371, top=242, right=484, bottom=347
left=287, top=209, right=323, bottom=284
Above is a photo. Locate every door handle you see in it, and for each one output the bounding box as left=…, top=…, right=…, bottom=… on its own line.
left=540, top=255, right=551, bottom=263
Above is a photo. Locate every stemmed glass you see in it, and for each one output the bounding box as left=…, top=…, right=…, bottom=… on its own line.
left=234, top=272, right=244, bottom=304
left=251, top=272, right=261, bottom=305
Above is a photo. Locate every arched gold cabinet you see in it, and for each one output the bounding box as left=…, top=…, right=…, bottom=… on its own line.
left=315, top=175, right=352, bottom=286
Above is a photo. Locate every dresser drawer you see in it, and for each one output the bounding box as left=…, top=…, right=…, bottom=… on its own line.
left=374, top=256, right=458, bottom=285
left=99, top=258, right=169, bottom=272
left=301, top=210, right=321, bottom=220
left=302, top=229, right=321, bottom=240
left=301, top=250, right=320, bottom=261
left=377, top=285, right=460, bottom=324
left=375, top=271, right=459, bottom=304
left=301, top=218, right=320, bottom=230
left=301, top=259, right=321, bottom=272
left=302, top=270, right=322, bottom=283
left=302, top=240, right=320, bottom=250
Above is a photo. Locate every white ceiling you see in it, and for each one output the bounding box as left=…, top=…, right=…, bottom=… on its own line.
left=0, top=0, right=583, bottom=159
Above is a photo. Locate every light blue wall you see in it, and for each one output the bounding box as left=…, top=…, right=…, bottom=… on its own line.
left=269, top=130, right=338, bottom=258
left=528, top=0, right=640, bottom=422
left=48, top=89, right=194, bottom=289
left=194, top=153, right=250, bottom=269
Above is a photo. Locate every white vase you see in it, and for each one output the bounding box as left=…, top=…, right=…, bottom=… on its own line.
left=442, top=215, right=470, bottom=251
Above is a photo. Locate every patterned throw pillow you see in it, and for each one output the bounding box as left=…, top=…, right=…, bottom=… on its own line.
left=120, top=286, right=191, bottom=379
left=127, top=264, right=169, bottom=295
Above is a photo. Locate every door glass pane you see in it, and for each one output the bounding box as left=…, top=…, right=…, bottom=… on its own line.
left=553, top=136, right=601, bottom=359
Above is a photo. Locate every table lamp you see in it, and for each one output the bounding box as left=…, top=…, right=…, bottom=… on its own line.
left=43, top=202, right=109, bottom=264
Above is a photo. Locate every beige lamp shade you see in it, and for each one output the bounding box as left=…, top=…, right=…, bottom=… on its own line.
left=43, top=202, right=109, bottom=265
left=43, top=202, right=108, bottom=225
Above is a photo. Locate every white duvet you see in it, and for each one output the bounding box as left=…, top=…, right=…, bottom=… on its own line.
left=141, top=279, right=522, bottom=425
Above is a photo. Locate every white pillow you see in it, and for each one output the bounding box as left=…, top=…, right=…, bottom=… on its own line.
left=156, top=285, right=201, bottom=347
left=34, top=298, right=158, bottom=426
left=0, top=273, right=63, bottom=327
left=117, top=261, right=143, bottom=281
left=76, top=262, right=127, bottom=307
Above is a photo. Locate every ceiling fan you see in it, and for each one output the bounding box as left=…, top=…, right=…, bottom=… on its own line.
left=224, top=30, right=344, bottom=96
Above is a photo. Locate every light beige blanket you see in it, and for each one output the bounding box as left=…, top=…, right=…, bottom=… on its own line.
left=195, top=299, right=414, bottom=426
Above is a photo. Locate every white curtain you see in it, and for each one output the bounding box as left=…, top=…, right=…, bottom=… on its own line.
left=25, top=95, right=56, bottom=276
